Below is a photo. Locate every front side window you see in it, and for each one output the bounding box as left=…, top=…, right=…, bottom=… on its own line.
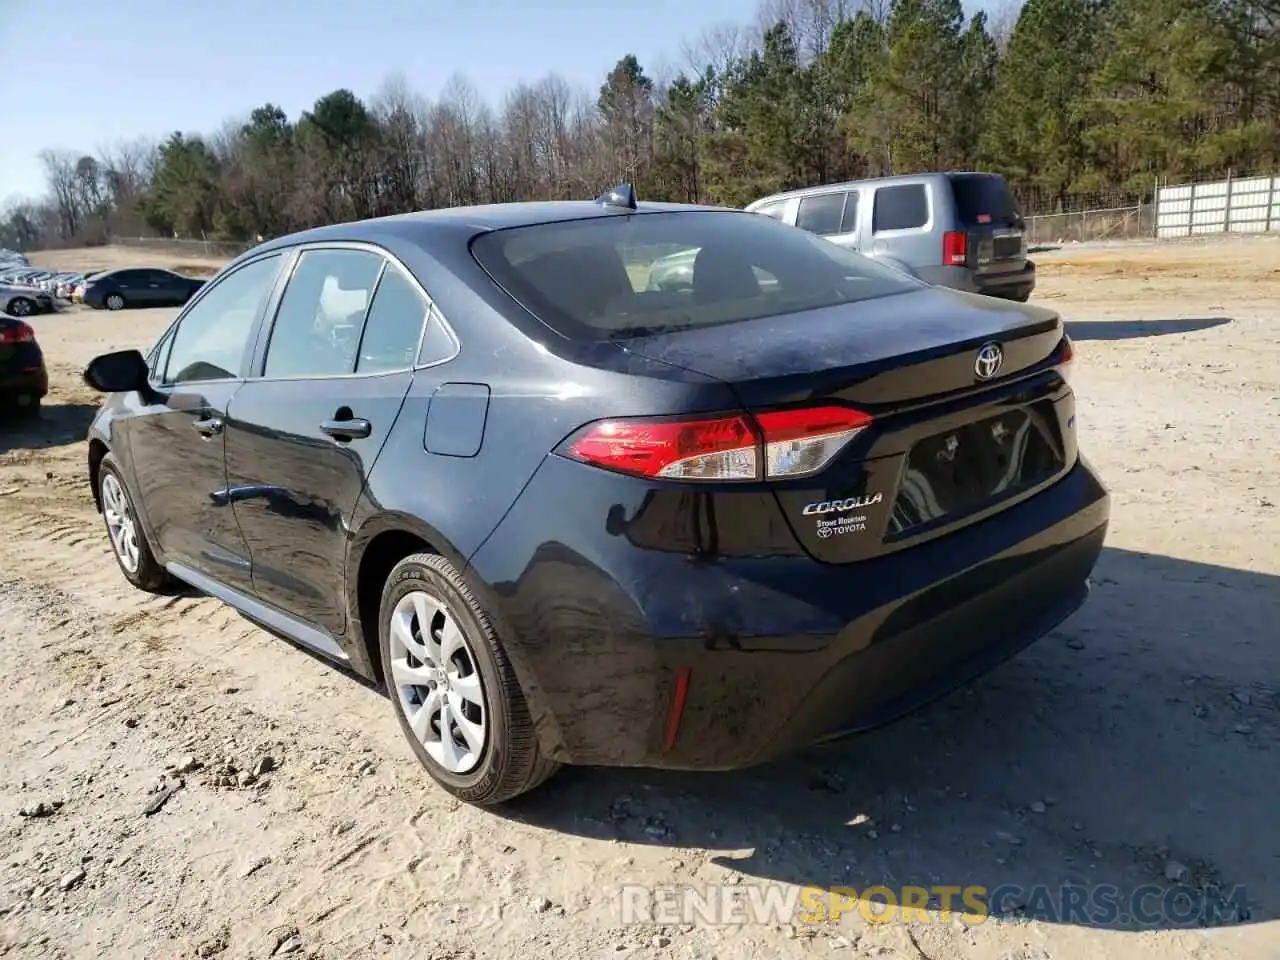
left=796, top=193, right=846, bottom=236
left=471, top=210, right=920, bottom=341
left=164, top=254, right=282, bottom=384
left=263, top=249, right=385, bottom=378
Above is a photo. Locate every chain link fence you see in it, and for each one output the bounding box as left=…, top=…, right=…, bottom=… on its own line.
left=1023, top=203, right=1154, bottom=246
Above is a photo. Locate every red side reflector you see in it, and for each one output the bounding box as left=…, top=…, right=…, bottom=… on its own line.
left=942, top=230, right=968, bottom=266
left=661, top=667, right=692, bottom=754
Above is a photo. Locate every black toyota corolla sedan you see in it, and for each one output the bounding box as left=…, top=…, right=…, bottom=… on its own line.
left=81, top=186, right=1108, bottom=805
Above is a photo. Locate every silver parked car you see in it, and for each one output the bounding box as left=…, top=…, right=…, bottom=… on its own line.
left=0, top=283, right=55, bottom=317
left=746, top=171, right=1035, bottom=301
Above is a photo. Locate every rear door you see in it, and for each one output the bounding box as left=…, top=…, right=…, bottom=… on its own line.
left=947, top=174, right=1027, bottom=280
left=868, top=182, right=934, bottom=272
left=110, top=269, right=147, bottom=304
left=223, top=244, right=426, bottom=635
left=144, top=269, right=187, bottom=305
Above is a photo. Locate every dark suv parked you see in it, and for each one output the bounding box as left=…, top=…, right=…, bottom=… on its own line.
left=82, top=188, right=1107, bottom=805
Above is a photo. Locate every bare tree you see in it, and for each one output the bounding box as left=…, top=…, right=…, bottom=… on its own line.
left=680, top=21, right=752, bottom=77
left=39, top=149, right=81, bottom=240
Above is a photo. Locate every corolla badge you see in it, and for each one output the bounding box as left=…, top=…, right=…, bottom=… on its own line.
left=802, top=493, right=884, bottom=516
left=974, top=341, right=1004, bottom=380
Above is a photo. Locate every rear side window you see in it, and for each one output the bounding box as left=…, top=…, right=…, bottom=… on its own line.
left=264, top=249, right=384, bottom=378
left=355, top=265, right=427, bottom=374
left=872, top=184, right=929, bottom=232
left=948, top=174, right=1022, bottom=226
left=796, top=193, right=846, bottom=236
left=470, top=210, right=919, bottom=341
left=417, top=304, right=457, bottom=367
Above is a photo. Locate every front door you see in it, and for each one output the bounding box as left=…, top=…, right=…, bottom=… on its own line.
left=224, top=246, right=427, bottom=636
left=123, top=253, right=286, bottom=593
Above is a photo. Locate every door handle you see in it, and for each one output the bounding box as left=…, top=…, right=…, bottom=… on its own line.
left=319, top=418, right=371, bottom=441
left=193, top=416, right=223, bottom=437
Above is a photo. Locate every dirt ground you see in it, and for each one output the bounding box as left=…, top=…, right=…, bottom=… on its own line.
left=1, top=236, right=1277, bottom=960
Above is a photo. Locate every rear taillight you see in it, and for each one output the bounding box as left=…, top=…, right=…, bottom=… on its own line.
left=942, top=231, right=967, bottom=266
left=0, top=322, right=34, bottom=344
left=563, top=405, right=873, bottom=481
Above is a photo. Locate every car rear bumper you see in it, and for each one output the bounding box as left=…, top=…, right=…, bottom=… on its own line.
left=467, top=452, right=1109, bottom=770
left=921, top=262, right=1036, bottom=299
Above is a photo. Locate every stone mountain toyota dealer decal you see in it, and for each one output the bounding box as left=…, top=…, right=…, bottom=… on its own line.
left=802, top=493, right=883, bottom=538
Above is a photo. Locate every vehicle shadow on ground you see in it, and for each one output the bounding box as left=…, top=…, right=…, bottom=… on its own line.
left=1066, top=317, right=1231, bottom=341
left=508, top=546, right=1278, bottom=932
left=0, top=402, right=98, bottom=453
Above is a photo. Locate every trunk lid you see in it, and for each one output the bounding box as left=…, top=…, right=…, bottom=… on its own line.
left=620, top=287, right=1076, bottom=564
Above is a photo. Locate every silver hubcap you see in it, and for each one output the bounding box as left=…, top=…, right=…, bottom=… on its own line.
left=107, top=295, right=123, bottom=310
left=101, top=474, right=140, bottom=573
left=389, top=591, right=487, bottom=774
left=11, top=299, right=30, bottom=316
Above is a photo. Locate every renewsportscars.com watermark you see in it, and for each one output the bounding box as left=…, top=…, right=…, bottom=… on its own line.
left=619, top=883, right=1250, bottom=928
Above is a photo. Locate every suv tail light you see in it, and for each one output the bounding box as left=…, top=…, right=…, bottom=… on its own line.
left=942, top=230, right=968, bottom=266
left=563, top=405, right=873, bottom=481
left=0, top=321, right=34, bottom=344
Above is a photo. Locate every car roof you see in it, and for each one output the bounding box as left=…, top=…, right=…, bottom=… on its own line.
left=747, top=171, right=1004, bottom=208
left=244, top=200, right=736, bottom=261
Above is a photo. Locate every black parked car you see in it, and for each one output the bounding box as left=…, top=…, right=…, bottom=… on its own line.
left=82, top=268, right=206, bottom=311
left=81, top=186, right=1108, bottom=805
left=0, top=316, right=48, bottom=416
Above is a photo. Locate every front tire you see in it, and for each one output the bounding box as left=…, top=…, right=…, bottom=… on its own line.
left=98, top=453, right=168, bottom=591
left=105, top=293, right=126, bottom=311
left=7, top=297, right=33, bottom=317
left=379, top=553, right=559, bottom=805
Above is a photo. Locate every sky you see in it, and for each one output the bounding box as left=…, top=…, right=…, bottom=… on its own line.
left=0, top=0, right=999, bottom=206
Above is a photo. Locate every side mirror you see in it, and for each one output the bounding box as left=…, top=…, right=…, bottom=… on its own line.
left=83, top=349, right=150, bottom=394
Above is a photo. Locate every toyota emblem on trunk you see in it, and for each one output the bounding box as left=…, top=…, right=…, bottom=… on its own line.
left=974, top=342, right=1004, bottom=380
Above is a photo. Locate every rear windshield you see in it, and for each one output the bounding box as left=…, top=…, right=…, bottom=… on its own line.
left=948, top=175, right=1022, bottom=226
left=470, top=210, right=920, bottom=340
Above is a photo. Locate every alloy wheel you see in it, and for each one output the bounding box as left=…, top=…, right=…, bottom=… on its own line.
left=9, top=298, right=31, bottom=317
left=101, top=473, right=140, bottom=573
left=106, top=294, right=124, bottom=310
left=388, top=590, right=488, bottom=774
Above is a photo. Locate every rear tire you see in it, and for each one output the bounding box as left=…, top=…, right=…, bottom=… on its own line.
left=379, top=552, right=559, bottom=805
left=7, top=297, right=33, bottom=317
left=98, top=453, right=169, bottom=592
